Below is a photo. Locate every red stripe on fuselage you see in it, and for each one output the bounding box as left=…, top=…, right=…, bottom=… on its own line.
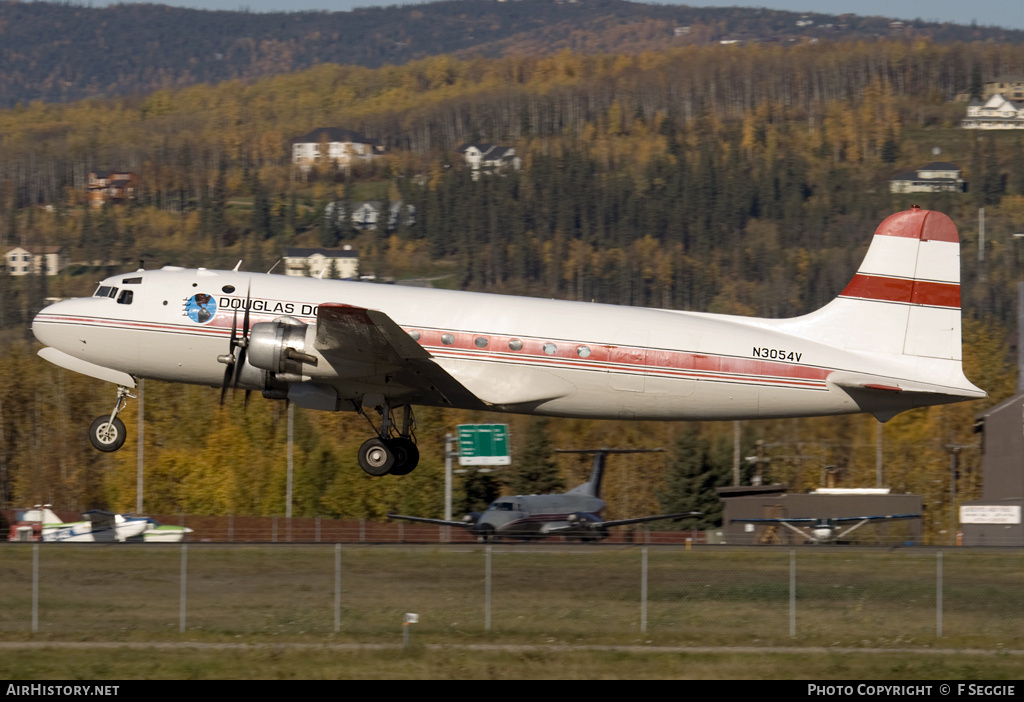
left=839, top=274, right=959, bottom=309
left=35, top=314, right=832, bottom=390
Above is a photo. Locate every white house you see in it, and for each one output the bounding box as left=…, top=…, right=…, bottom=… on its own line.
left=963, top=94, right=1024, bottom=130
left=5, top=246, right=67, bottom=276
left=456, top=143, right=521, bottom=176
left=324, top=201, right=415, bottom=231
left=889, top=162, right=966, bottom=194
left=291, top=128, right=385, bottom=171
left=282, top=246, right=359, bottom=279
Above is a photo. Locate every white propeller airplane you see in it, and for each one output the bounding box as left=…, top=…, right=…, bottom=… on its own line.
left=32, top=206, right=984, bottom=476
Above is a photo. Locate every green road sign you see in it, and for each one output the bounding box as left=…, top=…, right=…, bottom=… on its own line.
left=457, top=424, right=511, bottom=466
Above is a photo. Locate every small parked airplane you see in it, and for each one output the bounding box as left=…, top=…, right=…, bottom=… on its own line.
left=389, top=448, right=700, bottom=541
left=731, top=514, right=921, bottom=544
left=32, top=207, right=984, bottom=476
left=7, top=505, right=149, bottom=542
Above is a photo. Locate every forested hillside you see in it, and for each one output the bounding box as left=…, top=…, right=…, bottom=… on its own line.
left=1, top=0, right=1023, bottom=107
left=1, top=34, right=1023, bottom=541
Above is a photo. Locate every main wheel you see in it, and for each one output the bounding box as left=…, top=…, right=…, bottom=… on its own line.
left=89, top=416, right=127, bottom=452
left=357, top=437, right=395, bottom=476
left=387, top=437, right=420, bottom=476
left=475, top=523, right=496, bottom=543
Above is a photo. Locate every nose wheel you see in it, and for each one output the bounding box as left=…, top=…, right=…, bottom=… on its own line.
left=89, top=416, right=127, bottom=452
left=88, top=385, right=135, bottom=452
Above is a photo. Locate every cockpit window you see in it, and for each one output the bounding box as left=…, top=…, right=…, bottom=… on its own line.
left=490, top=501, right=514, bottom=511
left=122, top=277, right=142, bottom=285
left=117, top=290, right=134, bottom=305
left=94, top=286, right=119, bottom=298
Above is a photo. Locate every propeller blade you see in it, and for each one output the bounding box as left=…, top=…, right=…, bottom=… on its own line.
left=220, top=364, right=233, bottom=406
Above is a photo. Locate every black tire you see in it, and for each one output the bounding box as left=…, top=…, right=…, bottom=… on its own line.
left=387, top=437, right=420, bottom=476
left=475, top=524, right=496, bottom=543
left=358, top=437, right=395, bottom=476
left=89, top=416, right=127, bottom=452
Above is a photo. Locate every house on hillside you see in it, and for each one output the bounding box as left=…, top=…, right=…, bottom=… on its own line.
left=5, top=246, right=68, bottom=276
left=291, top=128, right=384, bottom=173
left=983, top=76, right=1024, bottom=101
left=324, top=200, right=416, bottom=232
left=87, top=170, right=136, bottom=208
left=889, top=162, right=966, bottom=194
left=963, top=93, right=1024, bottom=130
left=456, top=143, right=521, bottom=177
left=282, top=246, right=359, bottom=279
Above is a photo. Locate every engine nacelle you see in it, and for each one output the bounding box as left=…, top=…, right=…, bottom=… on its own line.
left=246, top=317, right=318, bottom=381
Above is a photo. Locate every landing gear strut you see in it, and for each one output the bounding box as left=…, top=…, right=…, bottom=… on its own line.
left=355, top=401, right=420, bottom=477
left=89, top=386, right=135, bottom=452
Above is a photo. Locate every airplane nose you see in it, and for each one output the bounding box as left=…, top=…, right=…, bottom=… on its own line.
left=32, top=299, right=74, bottom=349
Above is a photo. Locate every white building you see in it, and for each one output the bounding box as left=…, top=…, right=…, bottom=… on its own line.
left=456, top=143, right=521, bottom=176
left=282, top=246, right=359, bottom=279
left=889, top=162, right=966, bottom=194
left=5, top=246, right=67, bottom=276
left=324, top=201, right=416, bottom=231
left=962, top=94, right=1024, bottom=130
left=291, top=128, right=384, bottom=171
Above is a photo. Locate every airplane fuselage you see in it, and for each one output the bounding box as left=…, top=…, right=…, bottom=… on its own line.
left=32, top=265, right=972, bottom=422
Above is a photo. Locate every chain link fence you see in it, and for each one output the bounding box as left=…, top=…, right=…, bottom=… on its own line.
left=3, top=544, right=1023, bottom=647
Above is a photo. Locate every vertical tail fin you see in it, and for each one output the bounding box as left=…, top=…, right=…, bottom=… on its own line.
left=783, top=207, right=963, bottom=360
left=775, top=207, right=985, bottom=418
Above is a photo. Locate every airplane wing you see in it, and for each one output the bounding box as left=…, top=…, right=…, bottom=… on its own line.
left=730, top=518, right=819, bottom=523
left=387, top=513, right=472, bottom=529
left=592, top=511, right=702, bottom=529
left=831, top=514, right=921, bottom=522
left=314, top=304, right=488, bottom=409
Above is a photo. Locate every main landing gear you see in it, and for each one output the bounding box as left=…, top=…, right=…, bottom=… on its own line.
left=89, top=386, right=135, bottom=452
left=355, top=401, right=420, bottom=477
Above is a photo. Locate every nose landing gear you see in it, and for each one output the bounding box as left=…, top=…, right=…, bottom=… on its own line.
left=89, top=386, right=135, bottom=452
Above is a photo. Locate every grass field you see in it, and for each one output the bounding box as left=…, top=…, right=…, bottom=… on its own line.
left=2, top=544, right=1022, bottom=679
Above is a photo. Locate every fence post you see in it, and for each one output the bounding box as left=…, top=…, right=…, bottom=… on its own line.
left=334, top=543, right=341, bottom=634
left=32, top=543, right=39, bottom=634
left=641, top=546, right=648, bottom=633
left=179, top=544, right=188, bottom=634
left=789, top=550, right=796, bottom=638
left=485, top=544, right=492, bottom=632
left=937, top=551, right=943, bottom=638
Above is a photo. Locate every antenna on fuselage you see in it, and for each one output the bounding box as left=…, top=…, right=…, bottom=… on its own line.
left=232, top=261, right=242, bottom=272
left=556, top=448, right=665, bottom=499
left=267, top=259, right=281, bottom=274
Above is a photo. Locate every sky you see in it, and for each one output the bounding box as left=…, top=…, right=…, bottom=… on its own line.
left=77, top=0, right=1024, bottom=31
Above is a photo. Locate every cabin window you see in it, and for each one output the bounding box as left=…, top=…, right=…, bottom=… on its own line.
left=117, top=290, right=134, bottom=305
left=542, top=343, right=557, bottom=355
left=408, top=330, right=421, bottom=341
left=222, top=285, right=235, bottom=294
left=441, top=333, right=455, bottom=346
left=474, top=337, right=488, bottom=348
left=508, top=339, right=523, bottom=351
left=576, top=346, right=591, bottom=358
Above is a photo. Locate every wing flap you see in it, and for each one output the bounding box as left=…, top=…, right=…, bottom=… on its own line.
left=313, top=303, right=487, bottom=409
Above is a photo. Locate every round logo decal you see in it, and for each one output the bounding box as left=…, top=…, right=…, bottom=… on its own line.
left=184, top=293, right=217, bottom=324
